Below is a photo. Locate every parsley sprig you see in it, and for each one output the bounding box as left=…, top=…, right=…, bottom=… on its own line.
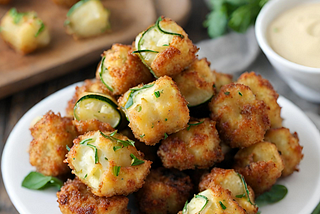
left=204, top=0, right=268, bottom=38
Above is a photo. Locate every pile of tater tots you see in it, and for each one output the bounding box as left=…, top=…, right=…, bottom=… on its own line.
left=28, top=17, right=303, bottom=214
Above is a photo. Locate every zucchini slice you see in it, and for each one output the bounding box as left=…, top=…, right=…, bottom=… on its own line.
left=186, top=91, right=214, bottom=107
left=134, top=17, right=184, bottom=78
left=99, top=56, right=114, bottom=92
left=74, top=93, right=121, bottom=128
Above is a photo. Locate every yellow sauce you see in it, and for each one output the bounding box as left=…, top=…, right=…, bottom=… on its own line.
left=268, top=2, right=320, bottom=68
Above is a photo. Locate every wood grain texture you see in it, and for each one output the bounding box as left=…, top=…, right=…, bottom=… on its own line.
left=0, top=0, right=156, bottom=99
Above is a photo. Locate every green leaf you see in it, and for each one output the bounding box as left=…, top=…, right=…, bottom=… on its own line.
left=34, top=20, right=45, bottom=37
left=219, top=201, right=226, bottom=210
left=112, top=166, right=121, bottom=176
left=125, top=84, right=154, bottom=109
left=130, top=153, right=145, bottom=166
left=203, top=5, right=228, bottom=38
left=100, top=131, right=135, bottom=147
left=22, top=171, right=63, bottom=190
left=113, top=146, right=122, bottom=151
left=255, top=184, right=288, bottom=207
left=312, top=201, right=320, bottom=214
left=154, top=91, right=161, bottom=98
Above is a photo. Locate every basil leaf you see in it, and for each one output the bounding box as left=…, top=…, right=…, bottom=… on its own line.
left=130, top=153, right=145, bottom=166
left=255, top=184, right=288, bottom=207
left=22, top=171, right=63, bottom=190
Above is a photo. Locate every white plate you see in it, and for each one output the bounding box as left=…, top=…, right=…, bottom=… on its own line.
left=2, top=82, right=320, bottom=214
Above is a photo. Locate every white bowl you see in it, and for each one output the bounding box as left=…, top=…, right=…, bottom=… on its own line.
left=255, top=0, right=320, bottom=103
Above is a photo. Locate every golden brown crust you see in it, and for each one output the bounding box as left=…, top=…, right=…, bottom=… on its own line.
left=29, top=111, right=77, bottom=176
left=209, top=83, right=270, bottom=148
left=237, top=72, right=283, bottom=128
left=96, top=44, right=153, bottom=95
left=51, top=0, right=79, bottom=7
left=73, top=119, right=115, bottom=135
left=233, top=142, right=284, bottom=196
left=213, top=70, right=233, bottom=92
left=66, top=80, right=113, bottom=117
left=199, top=168, right=258, bottom=214
left=136, top=167, right=193, bottom=214
left=157, top=118, right=224, bottom=170
left=57, top=178, right=130, bottom=214
left=264, top=127, right=303, bottom=177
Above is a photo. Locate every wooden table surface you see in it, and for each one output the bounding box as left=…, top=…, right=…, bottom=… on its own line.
left=1, top=1, right=320, bottom=214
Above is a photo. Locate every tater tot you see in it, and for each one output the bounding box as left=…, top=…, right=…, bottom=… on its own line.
left=237, top=72, right=283, bottom=128
left=66, top=79, right=113, bottom=117
left=264, top=127, right=303, bottom=177
left=73, top=119, right=115, bottom=135
left=157, top=118, right=224, bottom=170
left=66, top=130, right=151, bottom=197
left=0, top=8, right=50, bottom=54
left=174, top=58, right=216, bottom=107
left=199, top=168, right=258, bottom=214
left=57, top=178, right=130, bottom=214
left=118, top=76, right=189, bottom=145
left=134, top=17, right=197, bottom=78
left=209, top=83, right=270, bottom=148
left=213, top=70, right=233, bottom=92
left=233, top=142, right=284, bottom=196
left=29, top=111, right=77, bottom=176
left=136, top=167, right=193, bottom=214
left=180, top=185, right=246, bottom=214
left=96, top=44, right=153, bottom=95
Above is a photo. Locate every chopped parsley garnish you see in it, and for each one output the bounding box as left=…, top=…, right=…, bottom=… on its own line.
left=224, top=91, right=230, bottom=95
left=125, top=84, right=154, bottom=109
left=238, top=91, right=243, bottom=96
left=113, top=146, right=122, bottom=151
left=163, top=44, right=169, bottom=46
left=236, top=193, right=246, bottom=198
left=165, top=118, right=168, bottom=121
left=66, top=145, right=71, bottom=151
left=9, top=8, right=27, bottom=24
left=84, top=174, right=87, bottom=179
left=187, top=121, right=204, bottom=131
left=34, top=20, right=45, bottom=37
left=219, top=201, right=226, bottom=210
left=130, top=153, right=145, bottom=166
left=154, top=91, right=161, bottom=98
left=213, top=83, right=216, bottom=88
left=100, top=130, right=135, bottom=147
left=105, top=157, right=108, bottom=161
left=67, top=0, right=90, bottom=17
left=140, top=134, right=145, bottom=138
left=164, top=133, right=168, bottom=139
left=80, top=138, right=99, bottom=164
left=112, top=166, right=121, bottom=176
left=195, top=195, right=209, bottom=212
left=182, top=200, right=188, bottom=214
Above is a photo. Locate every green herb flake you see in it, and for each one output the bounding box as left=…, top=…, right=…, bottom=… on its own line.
left=130, top=153, right=145, bottom=166
left=187, top=121, right=204, bottom=131
left=219, top=201, right=226, bottom=210
left=140, top=134, right=145, bottom=138
left=112, top=166, right=121, bottom=176
left=238, top=91, right=243, bottom=96
left=274, top=27, right=279, bottom=33
left=100, top=131, right=135, bottom=147
left=255, top=184, right=288, bottom=207
left=164, top=133, right=168, bottom=139
left=136, top=105, right=142, bottom=112
left=125, top=84, right=154, bottom=109
left=80, top=138, right=99, bottom=164
left=9, top=8, right=27, bottom=24
left=113, top=146, right=122, bottom=151
left=22, top=171, right=63, bottom=190
left=236, top=193, right=246, bottom=198
left=182, top=200, right=188, bottom=214
left=195, top=195, right=209, bottom=212
left=66, top=145, right=71, bottom=151
left=213, top=83, right=216, bottom=88
left=154, top=91, right=161, bottom=98
left=165, top=118, right=168, bottom=121
left=34, top=20, right=45, bottom=37
left=84, top=174, right=87, bottom=179
left=224, top=91, right=230, bottom=95
left=105, top=157, right=108, bottom=161
left=163, top=44, right=169, bottom=46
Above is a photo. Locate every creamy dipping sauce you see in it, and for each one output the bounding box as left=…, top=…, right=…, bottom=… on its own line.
left=268, top=2, right=320, bottom=68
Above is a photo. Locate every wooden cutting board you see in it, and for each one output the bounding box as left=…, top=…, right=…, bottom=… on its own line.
left=0, top=0, right=191, bottom=99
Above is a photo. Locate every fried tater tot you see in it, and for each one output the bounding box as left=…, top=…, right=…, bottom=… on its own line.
left=237, top=72, right=283, bottom=128
left=96, top=44, right=153, bottom=95
left=180, top=185, right=246, bottom=214
left=29, top=111, right=77, bottom=176
left=213, top=70, right=233, bottom=93
left=233, top=142, right=284, bottom=196
left=57, top=178, right=130, bottom=214
left=136, top=167, right=193, bottom=214
left=66, top=130, right=151, bottom=197
left=157, top=118, right=224, bottom=170
left=118, top=76, right=189, bottom=145
left=134, top=17, right=197, bottom=78
left=174, top=58, right=216, bottom=107
left=73, top=119, right=115, bottom=135
left=209, top=83, right=270, bottom=148
left=199, top=168, right=258, bottom=214
left=265, top=127, right=303, bottom=177
left=66, top=79, right=113, bottom=117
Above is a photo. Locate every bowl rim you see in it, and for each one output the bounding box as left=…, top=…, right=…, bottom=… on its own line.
left=255, top=0, right=320, bottom=74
